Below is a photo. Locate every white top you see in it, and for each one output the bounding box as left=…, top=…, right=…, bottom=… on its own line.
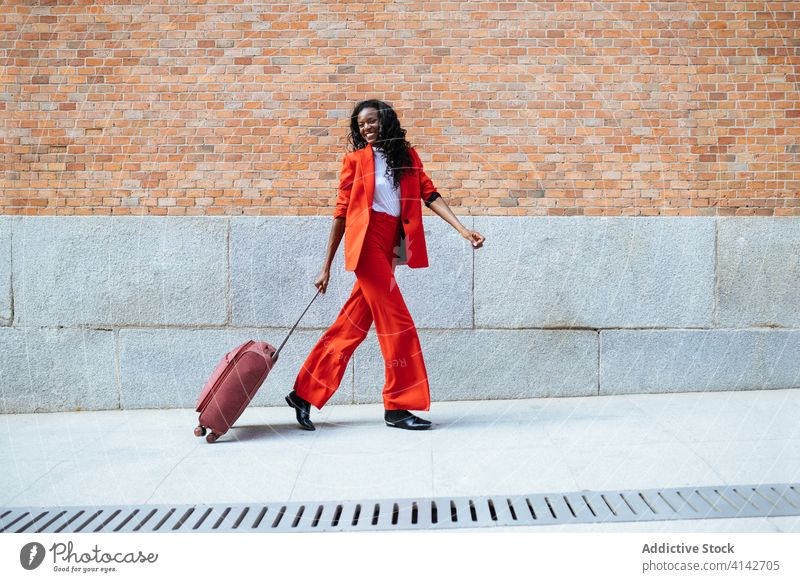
left=370, top=147, right=401, bottom=217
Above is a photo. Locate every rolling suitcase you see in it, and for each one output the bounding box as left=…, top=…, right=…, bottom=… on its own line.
left=193, top=289, right=320, bottom=443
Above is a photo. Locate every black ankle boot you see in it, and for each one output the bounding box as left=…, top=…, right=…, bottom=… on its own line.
left=286, top=390, right=315, bottom=431
left=385, top=409, right=432, bottom=430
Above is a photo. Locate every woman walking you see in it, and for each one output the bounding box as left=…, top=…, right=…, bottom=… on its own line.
left=286, top=99, right=485, bottom=431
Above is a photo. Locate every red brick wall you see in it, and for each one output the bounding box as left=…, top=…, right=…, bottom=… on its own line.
left=2, top=1, right=798, bottom=216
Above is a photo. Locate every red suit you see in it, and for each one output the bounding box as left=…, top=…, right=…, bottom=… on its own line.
left=291, top=144, right=441, bottom=411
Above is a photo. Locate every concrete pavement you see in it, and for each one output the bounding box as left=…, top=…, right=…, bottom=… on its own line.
left=2, top=388, right=799, bottom=532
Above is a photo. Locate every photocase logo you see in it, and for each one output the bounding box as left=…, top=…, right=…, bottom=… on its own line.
left=20, top=542, right=46, bottom=570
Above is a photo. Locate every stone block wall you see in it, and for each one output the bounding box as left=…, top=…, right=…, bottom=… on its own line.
left=1, top=216, right=797, bottom=413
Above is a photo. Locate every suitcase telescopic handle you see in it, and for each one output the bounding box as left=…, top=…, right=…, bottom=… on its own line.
left=270, top=288, right=321, bottom=363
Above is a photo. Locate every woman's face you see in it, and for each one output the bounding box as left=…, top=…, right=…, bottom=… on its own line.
left=357, top=107, right=380, bottom=144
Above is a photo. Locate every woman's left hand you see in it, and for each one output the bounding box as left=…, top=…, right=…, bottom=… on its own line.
left=462, top=229, right=485, bottom=249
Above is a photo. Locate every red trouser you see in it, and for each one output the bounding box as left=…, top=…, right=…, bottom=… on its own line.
left=292, top=209, right=431, bottom=411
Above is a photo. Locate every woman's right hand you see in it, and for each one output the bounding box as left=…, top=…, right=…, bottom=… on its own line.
left=314, top=268, right=331, bottom=294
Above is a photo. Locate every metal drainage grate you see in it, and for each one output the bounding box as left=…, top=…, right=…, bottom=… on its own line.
left=2, top=482, right=798, bottom=533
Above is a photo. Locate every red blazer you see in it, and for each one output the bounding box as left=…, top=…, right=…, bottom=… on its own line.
left=333, top=143, right=441, bottom=271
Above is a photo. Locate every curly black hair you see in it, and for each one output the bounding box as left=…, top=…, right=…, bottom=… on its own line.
left=347, top=99, right=413, bottom=191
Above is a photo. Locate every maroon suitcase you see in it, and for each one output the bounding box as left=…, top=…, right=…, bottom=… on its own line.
left=193, top=290, right=320, bottom=443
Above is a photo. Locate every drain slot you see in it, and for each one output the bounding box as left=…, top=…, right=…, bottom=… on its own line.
left=58, top=510, right=86, bottom=533
left=601, top=494, right=617, bottom=516
left=544, top=497, right=557, bottom=519
left=772, top=486, right=798, bottom=509
left=311, top=505, right=323, bottom=528
left=371, top=503, right=380, bottom=526
left=173, top=508, right=194, bottom=531
left=507, top=499, right=518, bottom=520
left=562, top=496, right=575, bottom=518
left=674, top=491, right=697, bottom=513
left=193, top=507, right=212, bottom=530
left=17, top=511, right=47, bottom=533
left=487, top=499, right=498, bottom=521
left=732, top=488, right=759, bottom=510
left=133, top=509, right=156, bottom=532
left=1, top=512, right=28, bottom=533
left=153, top=508, right=176, bottom=531
left=212, top=507, right=231, bottom=530
left=77, top=510, right=104, bottom=532
left=271, top=506, right=286, bottom=528
left=331, top=504, right=343, bottom=527
left=114, top=509, right=139, bottom=532
left=638, top=493, right=656, bottom=515
left=714, top=489, right=739, bottom=511
left=581, top=495, right=596, bottom=517
left=619, top=493, right=637, bottom=515
left=234, top=507, right=250, bottom=529
left=468, top=500, right=477, bottom=522
left=752, top=487, right=775, bottom=507
left=287, top=506, right=301, bottom=528
left=525, top=498, right=537, bottom=519
left=656, top=491, right=676, bottom=513
left=694, top=490, right=719, bottom=513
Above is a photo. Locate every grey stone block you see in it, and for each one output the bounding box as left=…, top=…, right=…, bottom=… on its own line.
left=0, top=217, right=11, bottom=325
left=354, top=329, right=598, bottom=404
left=717, top=218, right=800, bottom=327
left=231, top=216, right=472, bottom=329
left=474, top=217, right=715, bottom=328
left=12, top=217, right=228, bottom=326
left=0, top=328, right=118, bottom=413
left=394, top=215, right=473, bottom=329
left=600, top=329, right=800, bottom=394
left=119, top=328, right=353, bottom=410
left=230, top=216, right=355, bottom=329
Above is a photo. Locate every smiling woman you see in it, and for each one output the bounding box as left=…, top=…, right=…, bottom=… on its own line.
left=358, top=108, right=379, bottom=143
left=350, top=99, right=415, bottom=194
left=285, top=99, right=486, bottom=432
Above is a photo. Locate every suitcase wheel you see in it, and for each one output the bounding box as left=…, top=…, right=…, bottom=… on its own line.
left=193, top=425, right=207, bottom=438
left=205, top=432, right=220, bottom=444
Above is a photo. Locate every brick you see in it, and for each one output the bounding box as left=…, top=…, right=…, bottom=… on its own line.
left=1, top=4, right=798, bottom=218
